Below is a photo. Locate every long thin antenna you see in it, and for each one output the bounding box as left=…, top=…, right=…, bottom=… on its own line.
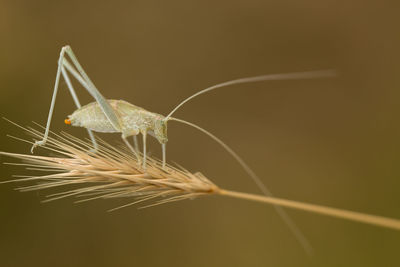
left=165, top=69, right=337, bottom=120
left=169, top=117, right=313, bottom=255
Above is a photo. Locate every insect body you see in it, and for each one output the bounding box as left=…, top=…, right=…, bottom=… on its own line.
left=31, top=45, right=336, bottom=254
left=66, top=99, right=167, bottom=167
left=68, top=99, right=165, bottom=140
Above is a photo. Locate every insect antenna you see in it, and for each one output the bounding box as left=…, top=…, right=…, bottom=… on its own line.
left=164, top=69, right=337, bottom=120
left=168, top=117, right=313, bottom=255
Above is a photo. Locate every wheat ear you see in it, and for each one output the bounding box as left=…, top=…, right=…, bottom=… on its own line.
left=1, top=123, right=400, bottom=231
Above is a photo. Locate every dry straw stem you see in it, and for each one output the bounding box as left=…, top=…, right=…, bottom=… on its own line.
left=1, top=123, right=400, bottom=231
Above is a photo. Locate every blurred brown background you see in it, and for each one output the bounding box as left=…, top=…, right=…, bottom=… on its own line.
left=0, top=1, right=399, bottom=266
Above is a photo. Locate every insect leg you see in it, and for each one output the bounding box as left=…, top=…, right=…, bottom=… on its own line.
left=142, top=131, right=147, bottom=169
left=162, top=143, right=166, bottom=169
left=32, top=45, right=122, bottom=152
left=122, top=134, right=141, bottom=165
left=147, top=131, right=166, bottom=168
left=31, top=47, right=68, bottom=152
left=60, top=66, right=98, bottom=151
left=133, top=135, right=139, bottom=154
left=61, top=46, right=123, bottom=132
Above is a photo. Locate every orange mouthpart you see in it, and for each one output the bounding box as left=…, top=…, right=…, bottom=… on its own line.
left=64, top=119, right=71, bottom=125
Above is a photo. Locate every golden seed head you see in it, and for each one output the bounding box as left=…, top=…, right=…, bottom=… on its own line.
left=1, top=124, right=219, bottom=210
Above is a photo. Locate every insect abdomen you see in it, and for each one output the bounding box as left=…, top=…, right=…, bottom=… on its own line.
left=68, top=101, right=118, bottom=133
left=68, top=99, right=161, bottom=135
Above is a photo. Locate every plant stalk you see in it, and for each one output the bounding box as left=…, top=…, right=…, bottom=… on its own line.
left=218, top=189, right=400, bottom=231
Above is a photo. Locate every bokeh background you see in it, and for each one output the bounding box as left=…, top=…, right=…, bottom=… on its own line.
left=1, top=1, right=399, bottom=266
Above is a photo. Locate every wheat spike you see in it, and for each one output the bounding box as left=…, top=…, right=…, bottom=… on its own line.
left=1, top=122, right=400, bottom=231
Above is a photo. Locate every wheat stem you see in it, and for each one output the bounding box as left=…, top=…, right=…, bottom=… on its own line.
left=218, top=189, right=400, bottom=231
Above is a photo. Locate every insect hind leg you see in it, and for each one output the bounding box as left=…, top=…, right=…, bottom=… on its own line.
left=61, top=65, right=98, bottom=151
left=31, top=45, right=118, bottom=153
left=31, top=46, right=69, bottom=152
left=62, top=46, right=123, bottom=132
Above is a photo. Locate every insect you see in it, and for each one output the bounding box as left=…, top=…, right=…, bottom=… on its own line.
left=31, top=45, right=336, bottom=254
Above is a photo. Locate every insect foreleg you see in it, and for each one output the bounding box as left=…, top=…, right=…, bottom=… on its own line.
left=147, top=131, right=166, bottom=168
